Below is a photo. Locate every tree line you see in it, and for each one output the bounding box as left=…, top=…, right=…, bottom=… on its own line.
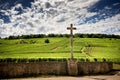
left=4, top=33, right=120, bottom=39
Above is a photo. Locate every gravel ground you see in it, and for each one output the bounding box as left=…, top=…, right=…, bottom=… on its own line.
left=6, top=75, right=120, bottom=80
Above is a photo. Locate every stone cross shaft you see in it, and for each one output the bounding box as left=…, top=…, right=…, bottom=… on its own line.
left=67, top=24, right=76, bottom=59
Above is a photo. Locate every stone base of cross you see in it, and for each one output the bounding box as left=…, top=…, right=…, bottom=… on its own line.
left=67, top=24, right=76, bottom=60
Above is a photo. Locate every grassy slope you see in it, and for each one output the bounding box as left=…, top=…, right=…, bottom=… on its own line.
left=0, top=38, right=120, bottom=62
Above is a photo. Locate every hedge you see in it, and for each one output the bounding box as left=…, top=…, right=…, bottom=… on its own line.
left=0, top=58, right=120, bottom=63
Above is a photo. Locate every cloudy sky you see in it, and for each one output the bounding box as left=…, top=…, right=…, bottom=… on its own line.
left=0, top=0, right=120, bottom=38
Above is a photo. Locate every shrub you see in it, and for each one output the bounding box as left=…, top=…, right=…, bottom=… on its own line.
left=102, top=58, right=106, bottom=62
left=62, top=58, right=67, bottom=61
left=57, top=58, right=62, bottom=61
left=48, top=58, right=56, bottom=61
left=38, top=58, right=42, bottom=61
left=6, top=58, right=17, bottom=62
left=29, top=58, right=36, bottom=62
left=30, top=40, right=36, bottom=44
left=86, top=58, right=90, bottom=62
left=16, top=39, right=28, bottom=44
left=0, top=59, right=6, bottom=62
left=94, top=58, right=97, bottom=62
left=79, top=58, right=85, bottom=62
left=17, top=58, right=28, bottom=62
left=42, top=58, right=48, bottom=61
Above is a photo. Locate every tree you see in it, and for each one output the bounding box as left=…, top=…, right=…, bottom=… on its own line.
left=45, top=39, right=50, bottom=43
left=48, top=34, right=55, bottom=37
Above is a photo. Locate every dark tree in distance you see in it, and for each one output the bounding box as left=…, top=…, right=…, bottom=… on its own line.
left=45, top=39, right=50, bottom=43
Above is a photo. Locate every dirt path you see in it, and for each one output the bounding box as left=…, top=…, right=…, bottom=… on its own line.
left=52, top=46, right=61, bottom=51
left=81, top=47, right=93, bottom=57
left=8, top=75, right=120, bottom=80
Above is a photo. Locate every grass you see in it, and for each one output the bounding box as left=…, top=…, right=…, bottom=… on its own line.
left=0, top=38, right=120, bottom=62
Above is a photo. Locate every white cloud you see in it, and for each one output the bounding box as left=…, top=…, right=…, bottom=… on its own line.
left=0, top=0, right=120, bottom=38
left=75, top=14, right=120, bottom=34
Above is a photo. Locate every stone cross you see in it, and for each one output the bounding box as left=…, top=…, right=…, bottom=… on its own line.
left=67, top=24, right=76, bottom=60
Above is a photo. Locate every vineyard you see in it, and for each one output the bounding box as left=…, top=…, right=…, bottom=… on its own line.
left=0, top=38, right=120, bottom=63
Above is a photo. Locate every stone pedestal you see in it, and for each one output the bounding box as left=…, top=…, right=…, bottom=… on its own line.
left=67, top=60, right=78, bottom=76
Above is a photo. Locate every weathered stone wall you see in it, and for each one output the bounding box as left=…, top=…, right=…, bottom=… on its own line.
left=77, top=62, right=113, bottom=75
left=0, top=61, right=67, bottom=78
left=0, top=61, right=112, bottom=78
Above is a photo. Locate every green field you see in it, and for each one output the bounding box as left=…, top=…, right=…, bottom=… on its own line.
left=0, top=38, right=120, bottom=62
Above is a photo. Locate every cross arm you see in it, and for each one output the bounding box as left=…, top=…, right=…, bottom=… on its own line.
left=67, top=27, right=76, bottom=30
